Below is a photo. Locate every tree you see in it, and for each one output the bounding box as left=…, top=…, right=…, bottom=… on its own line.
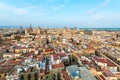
left=57, top=72, right=61, bottom=80
left=46, top=38, right=49, bottom=44
left=95, top=50, right=100, bottom=56
left=28, top=74, right=31, bottom=80
left=34, top=73, right=38, bottom=80
left=20, top=75, right=24, bottom=80
left=6, top=49, right=9, bottom=53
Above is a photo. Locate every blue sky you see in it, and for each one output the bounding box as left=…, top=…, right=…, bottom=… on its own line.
left=0, top=0, right=120, bottom=28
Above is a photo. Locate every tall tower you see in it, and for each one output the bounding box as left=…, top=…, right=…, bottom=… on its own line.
left=65, top=26, right=67, bottom=29
left=20, top=26, right=23, bottom=34
left=25, top=24, right=33, bottom=35
left=29, top=24, right=33, bottom=32
left=37, top=26, right=41, bottom=34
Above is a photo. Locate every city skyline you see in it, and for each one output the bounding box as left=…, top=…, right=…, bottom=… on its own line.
left=0, top=0, right=120, bottom=28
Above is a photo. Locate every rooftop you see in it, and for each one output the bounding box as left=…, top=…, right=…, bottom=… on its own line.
left=52, top=63, right=64, bottom=69
left=93, top=56, right=116, bottom=67
left=62, top=69, right=71, bottom=80
left=79, top=67, right=97, bottom=80
left=66, top=65, right=80, bottom=78
left=53, top=53, right=67, bottom=61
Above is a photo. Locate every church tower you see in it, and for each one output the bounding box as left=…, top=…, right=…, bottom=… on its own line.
left=25, top=24, right=33, bottom=35
left=37, top=26, right=41, bottom=34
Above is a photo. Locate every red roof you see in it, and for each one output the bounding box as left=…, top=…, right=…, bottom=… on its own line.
left=5, top=59, right=21, bottom=65
left=93, top=56, right=106, bottom=63
left=0, top=62, right=3, bottom=65
left=93, top=56, right=116, bottom=67
left=56, top=53, right=67, bottom=57
left=104, top=69, right=113, bottom=76
left=106, top=59, right=116, bottom=67
left=62, top=69, right=71, bottom=80
left=24, top=51, right=34, bottom=57
left=53, top=53, right=67, bottom=61
left=53, top=54, right=59, bottom=61
left=0, top=66, right=13, bottom=73
left=19, top=58, right=26, bottom=66
left=40, top=69, right=45, bottom=73
left=99, top=75, right=106, bottom=80
left=36, top=55, right=44, bottom=61
left=52, top=63, right=64, bottom=69
left=0, top=65, right=14, bottom=73
left=45, top=48, right=54, bottom=52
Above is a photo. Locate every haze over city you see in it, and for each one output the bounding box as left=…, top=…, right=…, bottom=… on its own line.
left=1, top=0, right=120, bottom=80
left=0, top=0, right=120, bottom=28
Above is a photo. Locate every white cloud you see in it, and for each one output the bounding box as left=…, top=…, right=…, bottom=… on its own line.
left=53, top=4, right=65, bottom=11
left=87, top=0, right=111, bottom=15
left=0, top=2, right=28, bottom=15
left=101, top=0, right=111, bottom=7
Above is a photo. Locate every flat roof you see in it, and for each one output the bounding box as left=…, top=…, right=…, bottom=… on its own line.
left=79, top=67, right=97, bottom=80
left=66, top=65, right=80, bottom=78
left=66, top=65, right=97, bottom=80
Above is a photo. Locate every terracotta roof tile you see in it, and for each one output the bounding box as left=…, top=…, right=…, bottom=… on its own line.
left=4, top=59, right=21, bottom=65
left=36, top=55, right=44, bottom=61
left=52, top=63, right=64, bottom=69
left=45, top=48, right=54, bottom=52
left=62, top=69, right=71, bottom=80
left=93, top=56, right=116, bottom=67
left=53, top=53, right=67, bottom=61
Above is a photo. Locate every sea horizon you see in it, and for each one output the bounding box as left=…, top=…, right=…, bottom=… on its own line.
left=0, top=26, right=120, bottom=31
